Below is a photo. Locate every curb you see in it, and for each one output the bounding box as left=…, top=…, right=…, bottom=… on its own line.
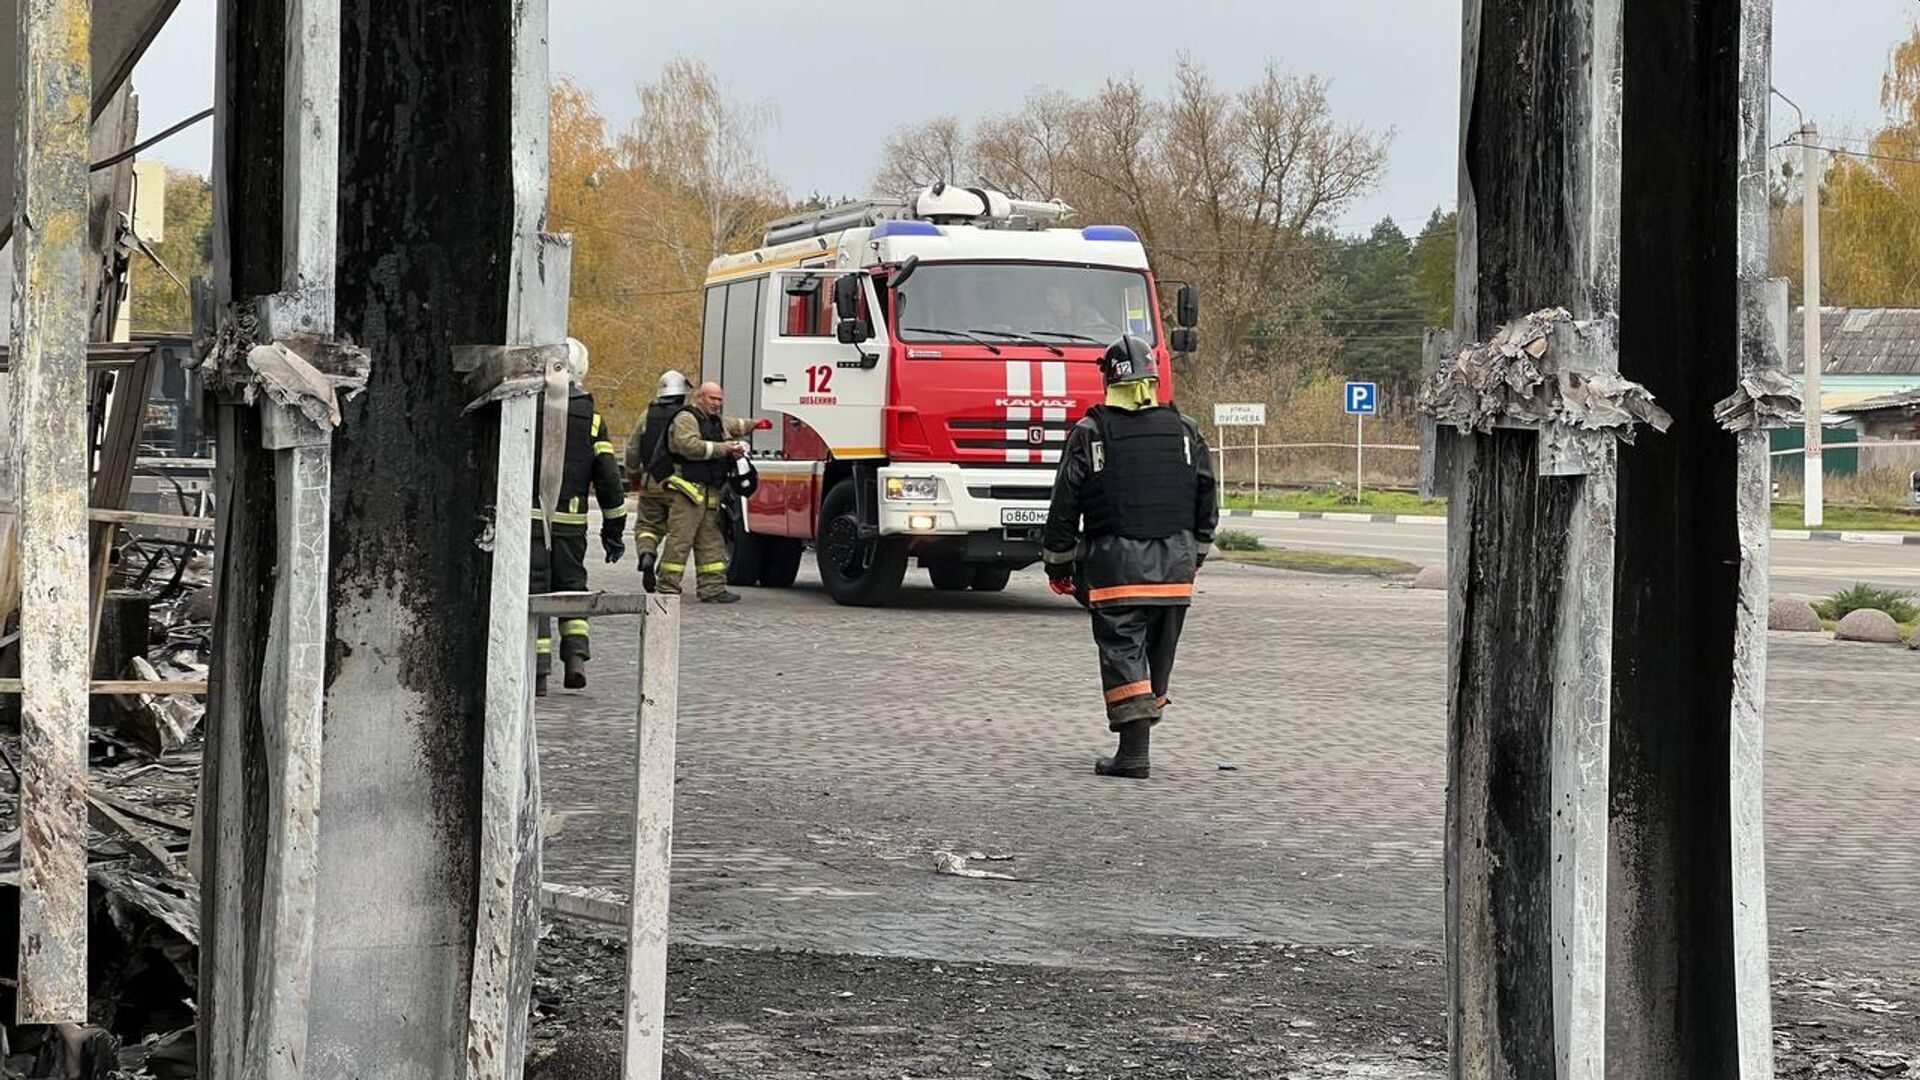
left=1768, top=529, right=1920, bottom=546
left=1221, top=509, right=1920, bottom=545
left=1221, top=509, right=1449, bottom=526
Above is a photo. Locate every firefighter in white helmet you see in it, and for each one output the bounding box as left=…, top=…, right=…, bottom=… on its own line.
left=530, top=337, right=627, bottom=695
left=624, top=368, right=693, bottom=592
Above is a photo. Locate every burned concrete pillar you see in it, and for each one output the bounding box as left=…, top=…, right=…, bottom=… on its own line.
left=11, top=0, right=97, bottom=1026
left=1608, top=1, right=1780, bottom=1076
left=1434, top=2, right=1779, bottom=1077
left=202, top=0, right=549, bottom=1076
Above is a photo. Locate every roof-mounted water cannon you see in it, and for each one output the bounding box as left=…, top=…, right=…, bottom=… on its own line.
left=907, top=183, right=1075, bottom=230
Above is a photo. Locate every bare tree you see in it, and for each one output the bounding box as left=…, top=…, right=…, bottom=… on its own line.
left=969, top=90, right=1077, bottom=200
left=872, top=116, right=970, bottom=199
left=868, top=56, right=1390, bottom=414
left=620, top=57, right=781, bottom=272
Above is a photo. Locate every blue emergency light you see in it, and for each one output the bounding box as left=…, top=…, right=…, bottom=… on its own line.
left=1082, top=225, right=1141, bottom=243
left=870, top=220, right=943, bottom=239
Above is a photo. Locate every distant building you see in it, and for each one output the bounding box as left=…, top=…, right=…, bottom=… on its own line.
left=1779, top=308, right=1920, bottom=475
left=1835, top=387, right=1920, bottom=474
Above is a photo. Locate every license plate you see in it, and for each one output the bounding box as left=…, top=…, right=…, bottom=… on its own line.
left=1000, top=507, right=1048, bottom=526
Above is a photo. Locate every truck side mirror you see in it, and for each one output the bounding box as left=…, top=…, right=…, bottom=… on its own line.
left=1170, top=327, right=1199, bottom=355
left=1176, top=284, right=1200, bottom=329
left=833, top=275, right=862, bottom=320
left=834, top=274, right=872, bottom=344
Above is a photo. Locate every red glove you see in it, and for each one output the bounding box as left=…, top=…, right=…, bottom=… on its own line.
left=1048, top=576, right=1076, bottom=597
left=754, top=418, right=773, bottom=430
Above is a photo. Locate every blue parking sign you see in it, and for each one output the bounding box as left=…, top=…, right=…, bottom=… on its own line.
left=1345, top=381, right=1378, bottom=416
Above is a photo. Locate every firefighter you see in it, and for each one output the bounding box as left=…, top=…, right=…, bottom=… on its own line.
left=657, top=381, right=763, bottom=603
left=531, top=337, right=627, bottom=695
left=624, top=369, right=693, bottom=593
left=1042, top=335, right=1217, bottom=779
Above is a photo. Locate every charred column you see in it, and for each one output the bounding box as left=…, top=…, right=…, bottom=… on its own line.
left=1438, top=1, right=1779, bottom=1077
left=10, top=0, right=95, bottom=1025
left=203, top=0, right=545, bottom=1075
left=1608, top=1, right=1778, bottom=1076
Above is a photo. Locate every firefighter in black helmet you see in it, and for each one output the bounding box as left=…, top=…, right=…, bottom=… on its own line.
left=531, top=338, right=628, bottom=696
left=1042, top=335, right=1217, bottom=779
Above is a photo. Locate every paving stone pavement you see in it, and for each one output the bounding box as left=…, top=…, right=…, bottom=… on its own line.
left=536, top=555, right=1920, bottom=976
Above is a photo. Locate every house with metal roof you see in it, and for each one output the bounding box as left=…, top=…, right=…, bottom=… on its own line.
left=1785, top=307, right=1920, bottom=406
left=1834, top=387, right=1920, bottom=474
left=1777, top=308, right=1920, bottom=475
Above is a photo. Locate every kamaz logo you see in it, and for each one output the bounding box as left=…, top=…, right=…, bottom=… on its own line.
left=995, top=398, right=1076, bottom=409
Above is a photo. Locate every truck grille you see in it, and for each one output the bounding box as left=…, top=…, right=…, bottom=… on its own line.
left=948, top=417, right=1074, bottom=453
left=967, top=485, right=1054, bottom=502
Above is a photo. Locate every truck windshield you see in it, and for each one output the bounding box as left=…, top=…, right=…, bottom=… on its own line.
left=894, top=264, right=1156, bottom=350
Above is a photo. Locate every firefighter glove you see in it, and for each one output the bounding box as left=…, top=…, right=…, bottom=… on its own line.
left=601, top=523, right=627, bottom=565
left=1045, top=560, right=1076, bottom=596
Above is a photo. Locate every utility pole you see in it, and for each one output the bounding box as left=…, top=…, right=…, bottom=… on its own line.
left=1800, top=122, right=1823, bottom=527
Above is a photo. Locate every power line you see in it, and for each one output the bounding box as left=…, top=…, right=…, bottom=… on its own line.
left=1821, top=145, right=1920, bottom=167
left=91, top=108, right=214, bottom=172
left=1773, top=137, right=1920, bottom=168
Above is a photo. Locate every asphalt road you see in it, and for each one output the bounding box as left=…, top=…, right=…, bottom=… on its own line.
left=1228, top=515, right=1919, bottom=600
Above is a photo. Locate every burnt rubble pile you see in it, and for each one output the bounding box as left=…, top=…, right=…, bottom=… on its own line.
left=0, top=522, right=211, bottom=1078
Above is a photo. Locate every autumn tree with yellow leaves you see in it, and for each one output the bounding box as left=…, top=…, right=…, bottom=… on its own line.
left=549, top=61, right=788, bottom=433
left=1775, top=25, right=1920, bottom=306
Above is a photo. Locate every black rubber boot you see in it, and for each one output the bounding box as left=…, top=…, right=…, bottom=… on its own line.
left=639, top=551, right=658, bottom=593
left=563, top=657, right=588, bottom=690
left=701, top=591, right=742, bottom=604
left=535, top=672, right=549, bottom=698
left=1094, top=719, right=1151, bottom=780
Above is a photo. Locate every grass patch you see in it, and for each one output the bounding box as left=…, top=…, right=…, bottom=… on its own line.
left=1213, top=529, right=1264, bottom=552
left=1222, top=488, right=1447, bottom=515
left=1772, top=504, right=1920, bottom=533
left=1814, top=583, right=1919, bottom=624
left=1217, top=546, right=1420, bottom=578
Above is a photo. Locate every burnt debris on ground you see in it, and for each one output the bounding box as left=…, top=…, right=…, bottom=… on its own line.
left=0, top=502, right=209, bottom=1079
left=530, top=918, right=1919, bottom=1080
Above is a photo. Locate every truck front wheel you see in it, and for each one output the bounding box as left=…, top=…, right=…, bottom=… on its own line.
left=926, top=561, right=973, bottom=592
left=759, top=538, right=804, bottom=589
left=817, top=481, right=907, bottom=607
left=970, top=566, right=1013, bottom=593
left=723, top=503, right=765, bottom=586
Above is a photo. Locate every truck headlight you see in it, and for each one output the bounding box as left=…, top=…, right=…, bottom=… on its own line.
left=885, top=476, right=939, bottom=502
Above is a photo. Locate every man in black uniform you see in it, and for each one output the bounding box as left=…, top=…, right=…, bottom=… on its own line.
left=1042, top=336, right=1217, bottom=779
left=531, top=338, right=628, bottom=695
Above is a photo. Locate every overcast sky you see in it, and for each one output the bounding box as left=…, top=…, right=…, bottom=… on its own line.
left=136, top=0, right=1919, bottom=234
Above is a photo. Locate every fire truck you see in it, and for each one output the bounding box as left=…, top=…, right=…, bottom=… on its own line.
left=700, top=185, right=1198, bottom=607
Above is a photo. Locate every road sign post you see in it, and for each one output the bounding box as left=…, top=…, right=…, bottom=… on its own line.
left=1344, top=383, right=1378, bottom=499
left=1213, top=403, right=1267, bottom=507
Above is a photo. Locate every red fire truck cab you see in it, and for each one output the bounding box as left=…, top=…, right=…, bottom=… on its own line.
left=700, top=185, right=1198, bottom=607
